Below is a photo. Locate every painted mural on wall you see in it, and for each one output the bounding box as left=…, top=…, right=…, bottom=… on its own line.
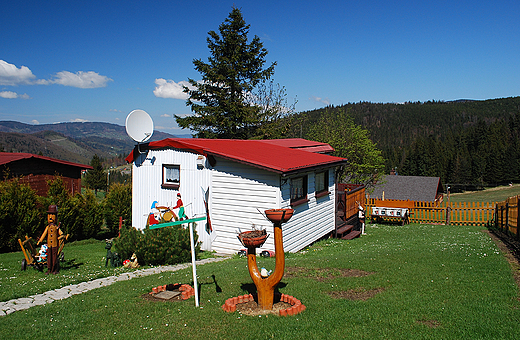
left=145, top=188, right=214, bottom=238
left=147, top=200, right=179, bottom=227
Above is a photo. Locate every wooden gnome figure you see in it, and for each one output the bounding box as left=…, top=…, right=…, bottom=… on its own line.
left=38, top=205, right=63, bottom=274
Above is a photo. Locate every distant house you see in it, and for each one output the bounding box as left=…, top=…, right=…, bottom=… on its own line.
left=0, top=152, right=93, bottom=196
left=369, top=175, right=444, bottom=203
left=125, top=138, right=347, bottom=254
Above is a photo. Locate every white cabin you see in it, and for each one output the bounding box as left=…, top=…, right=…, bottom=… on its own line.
left=125, top=138, right=347, bottom=255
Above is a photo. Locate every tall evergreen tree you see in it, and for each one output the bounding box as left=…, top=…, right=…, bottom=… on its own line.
left=85, top=154, right=107, bottom=194
left=175, top=7, right=276, bottom=139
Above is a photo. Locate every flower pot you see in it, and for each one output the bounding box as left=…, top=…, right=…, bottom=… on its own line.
left=238, top=230, right=268, bottom=248
left=264, top=209, right=294, bottom=224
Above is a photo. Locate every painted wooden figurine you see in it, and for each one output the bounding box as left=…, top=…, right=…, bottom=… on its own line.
left=38, top=205, right=64, bottom=274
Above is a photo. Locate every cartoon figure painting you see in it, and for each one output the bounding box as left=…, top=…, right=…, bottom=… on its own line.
left=147, top=201, right=178, bottom=226
left=172, top=193, right=188, bottom=220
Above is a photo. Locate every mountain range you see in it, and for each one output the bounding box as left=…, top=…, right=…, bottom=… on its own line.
left=0, top=121, right=178, bottom=164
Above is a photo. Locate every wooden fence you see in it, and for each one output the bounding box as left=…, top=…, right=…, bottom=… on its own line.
left=495, top=195, right=519, bottom=238
left=364, top=198, right=495, bottom=226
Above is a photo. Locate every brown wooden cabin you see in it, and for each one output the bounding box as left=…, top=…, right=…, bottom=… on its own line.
left=0, top=152, right=93, bottom=196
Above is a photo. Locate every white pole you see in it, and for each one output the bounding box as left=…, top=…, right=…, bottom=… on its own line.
left=189, top=221, right=199, bottom=307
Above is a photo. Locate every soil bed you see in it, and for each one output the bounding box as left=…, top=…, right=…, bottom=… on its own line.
left=235, top=300, right=292, bottom=316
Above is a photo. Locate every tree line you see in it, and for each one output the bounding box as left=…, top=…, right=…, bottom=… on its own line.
left=292, top=98, right=520, bottom=188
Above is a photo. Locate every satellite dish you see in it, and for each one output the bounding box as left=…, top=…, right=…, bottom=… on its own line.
left=125, top=109, right=154, bottom=142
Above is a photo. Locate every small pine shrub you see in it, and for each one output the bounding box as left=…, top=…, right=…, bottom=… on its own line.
left=114, top=224, right=199, bottom=266
left=113, top=225, right=142, bottom=261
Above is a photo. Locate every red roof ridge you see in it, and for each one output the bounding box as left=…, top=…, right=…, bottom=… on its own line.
left=126, top=138, right=347, bottom=175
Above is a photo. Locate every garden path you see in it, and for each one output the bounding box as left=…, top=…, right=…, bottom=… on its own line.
left=0, top=257, right=229, bottom=316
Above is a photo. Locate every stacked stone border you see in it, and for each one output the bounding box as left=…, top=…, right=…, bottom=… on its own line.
left=222, top=293, right=306, bottom=316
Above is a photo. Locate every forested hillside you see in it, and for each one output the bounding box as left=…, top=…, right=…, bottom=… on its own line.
left=286, top=97, right=520, bottom=188
left=0, top=121, right=176, bottom=164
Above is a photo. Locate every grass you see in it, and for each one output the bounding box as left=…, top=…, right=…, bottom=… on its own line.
left=1, top=223, right=520, bottom=339
left=448, top=184, right=520, bottom=203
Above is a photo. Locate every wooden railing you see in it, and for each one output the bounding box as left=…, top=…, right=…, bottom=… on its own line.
left=495, top=195, right=519, bottom=238
left=364, top=198, right=495, bottom=226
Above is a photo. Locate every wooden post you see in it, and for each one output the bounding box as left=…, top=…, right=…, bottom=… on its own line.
left=505, top=203, right=509, bottom=234
left=247, top=224, right=285, bottom=310
left=517, top=198, right=520, bottom=241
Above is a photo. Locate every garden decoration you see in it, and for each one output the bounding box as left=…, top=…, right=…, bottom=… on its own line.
left=148, top=215, right=207, bottom=307
left=37, top=205, right=67, bottom=274
left=123, top=253, right=139, bottom=268
left=18, top=205, right=69, bottom=271
left=239, top=209, right=299, bottom=310
left=105, top=240, right=121, bottom=267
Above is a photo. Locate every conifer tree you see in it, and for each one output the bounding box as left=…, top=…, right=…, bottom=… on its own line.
left=175, top=7, right=276, bottom=139
left=85, top=154, right=107, bottom=194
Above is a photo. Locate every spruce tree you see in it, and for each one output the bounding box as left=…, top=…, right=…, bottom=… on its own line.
left=175, top=7, right=276, bottom=139
left=85, top=154, right=107, bottom=195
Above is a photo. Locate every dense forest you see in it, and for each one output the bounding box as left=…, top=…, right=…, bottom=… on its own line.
left=285, top=97, right=520, bottom=189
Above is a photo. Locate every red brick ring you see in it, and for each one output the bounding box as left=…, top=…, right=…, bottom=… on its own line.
left=222, top=293, right=306, bottom=316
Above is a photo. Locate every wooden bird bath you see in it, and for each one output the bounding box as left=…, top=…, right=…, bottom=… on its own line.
left=245, top=208, right=294, bottom=310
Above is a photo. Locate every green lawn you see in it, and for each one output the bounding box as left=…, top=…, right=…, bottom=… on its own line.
left=448, top=184, right=520, bottom=203
left=1, top=223, right=519, bottom=339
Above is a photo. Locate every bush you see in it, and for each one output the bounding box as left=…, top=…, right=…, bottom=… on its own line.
left=0, top=178, right=43, bottom=252
left=42, top=177, right=103, bottom=241
left=104, top=183, right=131, bottom=236
left=114, top=224, right=199, bottom=266
left=113, top=225, right=142, bottom=261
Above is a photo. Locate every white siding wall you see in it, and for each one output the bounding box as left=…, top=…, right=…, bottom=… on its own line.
left=131, top=149, right=212, bottom=250
left=280, top=168, right=336, bottom=253
left=209, top=158, right=280, bottom=254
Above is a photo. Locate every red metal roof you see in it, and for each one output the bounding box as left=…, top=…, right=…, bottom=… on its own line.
left=260, top=138, right=335, bottom=154
left=126, top=138, right=347, bottom=175
left=0, top=152, right=93, bottom=169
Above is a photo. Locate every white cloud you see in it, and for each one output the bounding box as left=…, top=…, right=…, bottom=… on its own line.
left=31, top=120, right=40, bottom=124
left=47, top=71, right=113, bottom=88
left=70, top=118, right=89, bottom=123
left=160, top=114, right=171, bottom=118
left=0, top=60, right=112, bottom=89
left=0, top=90, right=30, bottom=99
left=153, top=78, right=194, bottom=99
left=311, top=95, right=330, bottom=105
left=0, top=60, right=36, bottom=85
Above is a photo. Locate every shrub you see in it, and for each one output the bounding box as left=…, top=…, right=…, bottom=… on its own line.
left=0, top=178, right=42, bottom=252
left=42, top=177, right=103, bottom=241
left=113, top=225, right=142, bottom=261
left=103, top=183, right=131, bottom=236
left=114, top=224, right=199, bottom=266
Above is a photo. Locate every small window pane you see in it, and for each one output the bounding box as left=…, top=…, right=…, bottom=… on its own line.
left=316, top=172, right=325, bottom=192
left=164, top=166, right=180, bottom=183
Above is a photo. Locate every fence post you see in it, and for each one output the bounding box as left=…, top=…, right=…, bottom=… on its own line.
left=517, top=198, right=520, bottom=241
left=505, top=203, right=509, bottom=235
left=446, top=204, right=451, bottom=225
left=494, top=204, right=498, bottom=229
left=500, top=205, right=503, bottom=232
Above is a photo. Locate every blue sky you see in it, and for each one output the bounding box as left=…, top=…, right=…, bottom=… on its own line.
left=1, top=0, right=519, bottom=135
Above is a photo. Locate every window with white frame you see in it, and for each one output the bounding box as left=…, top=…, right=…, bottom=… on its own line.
left=162, top=164, right=180, bottom=189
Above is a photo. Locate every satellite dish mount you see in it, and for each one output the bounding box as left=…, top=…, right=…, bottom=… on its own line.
left=125, top=109, right=154, bottom=154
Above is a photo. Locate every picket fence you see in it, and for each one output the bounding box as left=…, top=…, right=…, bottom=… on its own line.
left=495, top=195, right=520, bottom=238
left=365, top=198, right=495, bottom=226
